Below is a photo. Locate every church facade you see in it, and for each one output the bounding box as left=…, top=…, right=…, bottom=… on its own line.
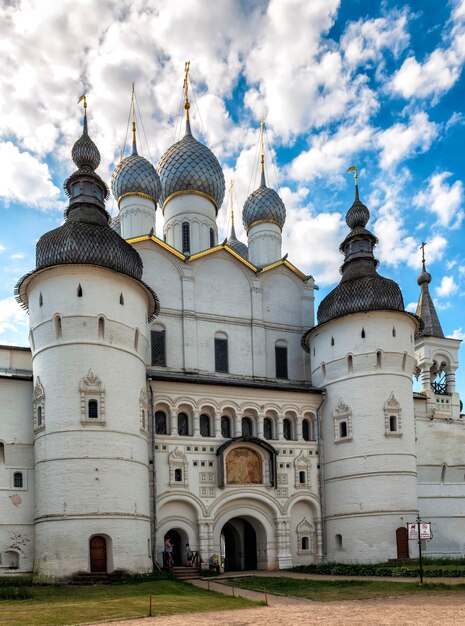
left=0, top=92, right=463, bottom=579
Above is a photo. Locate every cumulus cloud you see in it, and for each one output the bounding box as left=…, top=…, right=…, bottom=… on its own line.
left=0, top=141, right=63, bottom=210
left=449, top=328, right=465, bottom=340
left=377, top=112, right=439, bottom=169
left=390, top=1, right=465, bottom=100
left=414, top=171, right=464, bottom=229
left=0, top=296, right=29, bottom=340
left=341, top=10, right=410, bottom=69
left=435, top=275, right=459, bottom=298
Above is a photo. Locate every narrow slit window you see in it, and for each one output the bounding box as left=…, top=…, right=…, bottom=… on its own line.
left=215, top=337, right=229, bottom=373
left=221, top=416, right=231, bottom=438
left=264, top=417, right=273, bottom=440
left=98, top=317, right=105, bottom=341
left=120, top=293, right=124, bottom=305
left=210, top=228, right=215, bottom=248
left=54, top=315, right=62, bottom=339
left=339, top=421, right=348, bottom=438
left=77, top=284, right=83, bottom=297
left=275, top=345, right=288, bottom=379
left=182, top=222, right=190, bottom=254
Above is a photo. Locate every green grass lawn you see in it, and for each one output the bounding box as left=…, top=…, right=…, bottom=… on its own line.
left=0, top=579, right=256, bottom=626
left=224, top=576, right=465, bottom=602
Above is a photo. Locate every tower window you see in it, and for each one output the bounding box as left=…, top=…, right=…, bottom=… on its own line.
left=88, top=400, right=99, bottom=419
left=54, top=315, right=62, bottom=339
left=37, top=405, right=43, bottom=427
left=215, top=337, right=229, bottom=373
left=13, top=472, right=23, bottom=489
left=182, top=222, right=190, bottom=254
left=339, top=421, right=348, bottom=438
left=98, top=317, right=105, bottom=341
left=221, top=415, right=231, bottom=438
left=200, top=414, right=211, bottom=437
left=77, top=284, right=83, bottom=297
left=39, top=292, right=43, bottom=307
left=275, top=345, right=288, bottom=379
left=155, top=411, right=167, bottom=435
left=210, top=228, right=215, bottom=248
left=151, top=330, right=166, bottom=366
left=361, top=328, right=366, bottom=339
left=120, top=293, right=124, bottom=305
left=389, top=415, right=397, bottom=432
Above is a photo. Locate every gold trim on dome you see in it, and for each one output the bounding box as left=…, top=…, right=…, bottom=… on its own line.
left=127, top=235, right=186, bottom=260
left=246, top=219, right=282, bottom=234
left=118, top=191, right=156, bottom=204
left=163, top=190, right=217, bottom=210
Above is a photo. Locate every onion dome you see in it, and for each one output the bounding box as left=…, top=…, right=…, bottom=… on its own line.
left=111, top=133, right=161, bottom=204
left=157, top=118, right=225, bottom=211
left=415, top=253, right=444, bottom=338
left=317, top=181, right=404, bottom=325
left=226, top=220, right=248, bottom=260
left=242, top=169, right=286, bottom=231
left=71, top=113, right=101, bottom=170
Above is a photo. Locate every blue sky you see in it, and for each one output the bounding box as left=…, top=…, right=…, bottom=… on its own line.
left=0, top=0, right=464, bottom=398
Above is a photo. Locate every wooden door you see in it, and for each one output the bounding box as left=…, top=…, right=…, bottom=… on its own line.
left=396, top=527, right=409, bottom=560
left=90, top=536, right=107, bottom=573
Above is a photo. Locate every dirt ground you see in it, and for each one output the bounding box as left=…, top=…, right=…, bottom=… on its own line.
left=93, top=588, right=465, bottom=626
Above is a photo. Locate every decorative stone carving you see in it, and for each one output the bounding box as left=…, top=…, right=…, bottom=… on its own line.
left=139, top=387, right=149, bottom=432
left=294, top=451, right=311, bottom=488
left=169, top=447, right=188, bottom=487
left=33, top=377, right=45, bottom=432
left=384, top=391, right=402, bottom=437
left=296, top=517, right=315, bottom=554
left=333, top=398, right=352, bottom=443
left=79, top=370, right=105, bottom=424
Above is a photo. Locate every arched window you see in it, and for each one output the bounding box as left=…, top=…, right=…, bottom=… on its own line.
left=348, top=355, right=353, bottom=374
left=302, top=419, right=310, bottom=441
left=283, top=418, right=292, bottom=440
left=178, top=412, right=189, bottom=436
left=241, top=416, right=253, bottom=437
left=14, top=472, right=23, bottom=489
left=321, top=363, right=326, bottom=380
left=182, top=221, right=190, bottom=254
left=155, top=411, right=167, bottom=435
left=37, top=405, right=43, bottom=427
left=54, top=315, right=62, bottom=339
left=275, top=343, right=288, bottom=379
left=389, top=415, right=397, bottom=432
left=0, top=442, right=4, bottom=464
left=264, top=417, right=273, bottom=440
left=98, top=316, right=105, bottom=341
left=215, top=335, right=229, bottom=373
left=335, top=534, right=343, bottom=549
left=88, top=400, right=98, bottom=419
left=361, top=328, right=366, bottom=339
left=376, top=351, right=382, bottom=369
left=221, top=416, right=231, bottom=438
left=339, top=421, right=348, bottom=438
left=200, top=414, right=211, bottom=437
left=134, top=328, right=140, bottom=351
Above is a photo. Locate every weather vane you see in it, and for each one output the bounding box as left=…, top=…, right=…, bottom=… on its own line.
left=183, top=61, right=191, bottom=119
left=77, top=93, right=87, bottom=109
left=346, top=165, right=358, bottom=183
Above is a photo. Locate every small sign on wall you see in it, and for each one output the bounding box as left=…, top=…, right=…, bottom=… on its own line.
left=408, top=522, right=432, bottom=540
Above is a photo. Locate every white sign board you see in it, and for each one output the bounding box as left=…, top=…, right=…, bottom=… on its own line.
left=408, top=522, right=432, bottom=540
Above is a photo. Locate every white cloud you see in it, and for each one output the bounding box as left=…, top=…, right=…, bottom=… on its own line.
left=341, top=10, right=410, bottom=68
left=414, top=171, right=464, bottom=229
left=0, top=141, right=63, bottom=210
left=377, top=112, right=439, bottom=169
left=406, top=301, right=418, bottom=313
left=390, top=2, right=465, bottom=100
left=10, top=253, right=25, bottom=260
left=435, top=275, right=459, bottom=298
left=449, top=327, right=465, bottom=340
left=0, top=296, right=29, bottom=339
left=287, top=124, right=373, bottom=182
left=0, top=244, right=5, bottom=253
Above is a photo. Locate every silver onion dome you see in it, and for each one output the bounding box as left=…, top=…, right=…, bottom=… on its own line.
left=157, top=120, right=225, bottom=211
left=242, top=172, right=286, bottom=231
left=111, top=138, right=161, bottom=204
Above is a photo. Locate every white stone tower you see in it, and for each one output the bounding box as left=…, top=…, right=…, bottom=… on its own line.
left=157, top=63, right=225, bottom=255
left=15, top=102, right=159, bottom=580
left=242, top=120, right=286, bottom=267
left=302, top=171, right=420, bottom=563
left=111, top=86, right=161, bottom=240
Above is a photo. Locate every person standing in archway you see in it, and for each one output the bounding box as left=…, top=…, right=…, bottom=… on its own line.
left=164, top=536, right=174, bottom=571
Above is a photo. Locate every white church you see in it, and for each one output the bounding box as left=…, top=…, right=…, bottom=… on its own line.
left=0, top=77, right=464, bottom=580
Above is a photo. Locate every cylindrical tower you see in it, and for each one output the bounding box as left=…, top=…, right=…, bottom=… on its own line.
left=302, top=176, right=420, bottom=562
left=15, top=105, right=159, bottom=580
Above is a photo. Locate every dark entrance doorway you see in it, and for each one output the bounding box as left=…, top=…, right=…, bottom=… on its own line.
left=396, top=527, right=409, bottom=560
left=90, top=535, right=107, bottom=573
left=164, top=529, right=183, bottom=566
left=221, top=518, right=257, bottom=571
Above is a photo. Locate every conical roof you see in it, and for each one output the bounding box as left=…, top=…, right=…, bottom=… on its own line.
left=415, top=260, right=444, bottom=337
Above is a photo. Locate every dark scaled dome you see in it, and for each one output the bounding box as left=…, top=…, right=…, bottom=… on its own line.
left=242, top=172, right=286, bottom=231
left=111, top=139, right=161, bottom=204
left=71, top=115, right=101, bottom=170
left=157, top=120, right=225, bottom=210
left=317, top=183, right=405, bottom=325
left=225, top=220, right=248, bottom=260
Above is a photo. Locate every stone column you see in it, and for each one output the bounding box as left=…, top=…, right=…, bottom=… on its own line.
left=193, top=410, right=200, bottom=437
left=257, top=413, right=265, bottom=439
left=277, top=414, right=284, bottom=440
left=197, top=520, right=212, bottom=569
left=315, top=518, right=324, bottom=562
left=214, top=413, right=221, bottom=438
left=170, top=408, right=178, bottom=436
left=275, top=518, right=293, bottom=568
left=296, top=417, right=303, bottom=441
left=419, top=361, right=433, bottom=392
left=235, top=413, right=242, bottom=438
left=446, top=370, right=456, bottom=393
